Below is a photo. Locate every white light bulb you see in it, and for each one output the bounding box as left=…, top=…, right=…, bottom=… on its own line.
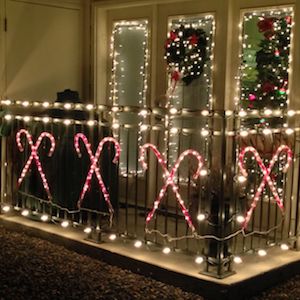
left=280, top=244, right=289, bottom=251
left=139, top=109, right=148, bottom=117
left=201, top=129, right=209, bottom=137
left=169, top=107, right=178, bottom=114
left=43, top=102, right=50, bottom=108
left=140, top=124, right=148, bottom=131
left=236, top=215, right=245, bottom=223
left=263, top=128, right=272, bottom=135
left=285, top=128, right=294, bottom=135
left=240, top=131, right=248, bottom=137
left=170, top=127, right=178, bottom=134
left=112, top=123, right=120, bottom=129
left=264, top=109, right=272, bottom=116
left=64, top=103, right=72, bottom=110
left=61, top=221, right=69, bottom=228
left=87, top=120, right=95, bottom=127
left=287, top=110, right=295, bottom=117
left=21, top=209, right=29, bottom=217
left=2, top=205, right=10, bottom=212
left=238, top=175, right=247, bottom=183
left=162, top=247, right=171, bottom=254
left=109, top=234, right=117, bottom=241
left=197, top=213, right=206, bottom=221
left=84, top=227, right=92, bottom=234
left=195, top=256, right=204, bottom=264
left=258, top=249, right=267, bottom=257
left=4, top=114, right=12, bottom=121
left=239, top=111, right=247, bottom=117
left=134, top=240, right=142, bottom=248
left=23, top=116, right=31, bottom=122
left=201, top=110, right=209, bottom=116
left=42, top=117, right=50, bottom=124
left=22, top=101, right=29, bottom=107
left=86, top=104, right=94, bottom=110
left=41, top=214, right=49, bottom=222
left=233, top=256, right=243, bottom=264
left=64, top=119, right=71, bottom=126
left=200, top=169, right=208, bottom=177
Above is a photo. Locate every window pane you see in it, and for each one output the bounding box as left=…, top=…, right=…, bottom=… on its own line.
left=240, top=8, right=293, bottom=114
left=110, top=20, right=149, bottom=176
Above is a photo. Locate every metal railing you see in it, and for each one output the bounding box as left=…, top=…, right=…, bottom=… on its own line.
left=0, top=101, right=298, bottom=278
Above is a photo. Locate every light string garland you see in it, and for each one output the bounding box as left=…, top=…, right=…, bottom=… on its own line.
left=238, top=145, right=292, bottom=229
left=139, top=143, right=204, bottom=233
left=108, top=20, right=149, bottom=176
left=74, top=134, right=121, bottom=227
left=16, top=129, right=55, bottom=201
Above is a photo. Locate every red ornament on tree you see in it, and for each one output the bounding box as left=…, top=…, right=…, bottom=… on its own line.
left=189, top=34, right=199, bottom=46
left=262, top=82, right=275, bottom=93
left=257, top=18, right=274, bottom=32
left=170, top=31, right=178, bottom=41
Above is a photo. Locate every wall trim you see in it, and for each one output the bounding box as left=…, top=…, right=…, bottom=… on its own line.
left=9, top=0, right=82, bottom=10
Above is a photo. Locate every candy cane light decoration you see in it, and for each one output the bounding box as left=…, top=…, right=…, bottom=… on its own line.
left=74, top=134, right=120, bottom=225
left=16, top=129, right=55, bottom=200
left=140, top=143, right=204, bottom=232
left=238, top=145, right=292, bottom=229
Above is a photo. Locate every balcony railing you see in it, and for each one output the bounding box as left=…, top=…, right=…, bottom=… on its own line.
left=0, top=99, right=299, bottom=278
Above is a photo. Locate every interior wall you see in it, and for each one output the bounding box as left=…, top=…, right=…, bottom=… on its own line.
left=2, top=0, right=84, bottom=102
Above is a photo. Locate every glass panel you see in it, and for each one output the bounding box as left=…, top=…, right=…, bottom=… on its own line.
left=165, top=14, right=215, bottom=177
left=239, top=7, right=293, bottom=127
left=109, top=20, right=149, bottom=175
left=166, top=14, right=215, bottom=110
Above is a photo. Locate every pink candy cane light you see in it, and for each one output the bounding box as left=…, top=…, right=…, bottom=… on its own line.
left=16, top=129, right=56, bottom=200
left=140, top=143, right=204, bottom=232
left=238, top=145, right=292, bottom=229
left=74, top=134, right=120, bottom=224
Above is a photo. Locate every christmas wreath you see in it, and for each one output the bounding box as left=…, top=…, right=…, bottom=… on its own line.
left=164, top=25, right=207, bottom=86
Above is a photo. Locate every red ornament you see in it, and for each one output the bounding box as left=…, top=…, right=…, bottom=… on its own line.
left=164, top=38, right=172, bottom=49
left=189, top=34, right=199, bottom=45
left=285, top=16, right=292, bottom=24
left=262, top=82, right=275, bottom=93
left=264, top=31, right=275, bottom=40
left=257, top=18, right=274, bottom=32
left=170, top=31, right=178, bottom=41
left=171, top=70, right=180, bottom=82
left=248, top=93, right=256, bottom=101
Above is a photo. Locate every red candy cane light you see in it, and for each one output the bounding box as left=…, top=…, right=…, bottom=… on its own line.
left=238, top=145, right=292, bottom=229
left=16, top=129, right=55, bottom=200
left=74, top=134, right=120, bottom=225
left=139, top=143, right=204, bottom=232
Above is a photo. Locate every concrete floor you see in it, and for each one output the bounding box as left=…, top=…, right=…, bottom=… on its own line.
left=1, top=213, right=300, bottom=299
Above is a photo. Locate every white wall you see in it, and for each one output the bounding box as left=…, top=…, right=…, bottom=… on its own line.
left=1, top=0, right=84, bottom=101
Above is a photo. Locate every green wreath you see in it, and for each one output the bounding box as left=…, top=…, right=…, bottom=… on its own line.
left=164, top=25, right=208, bottom=85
